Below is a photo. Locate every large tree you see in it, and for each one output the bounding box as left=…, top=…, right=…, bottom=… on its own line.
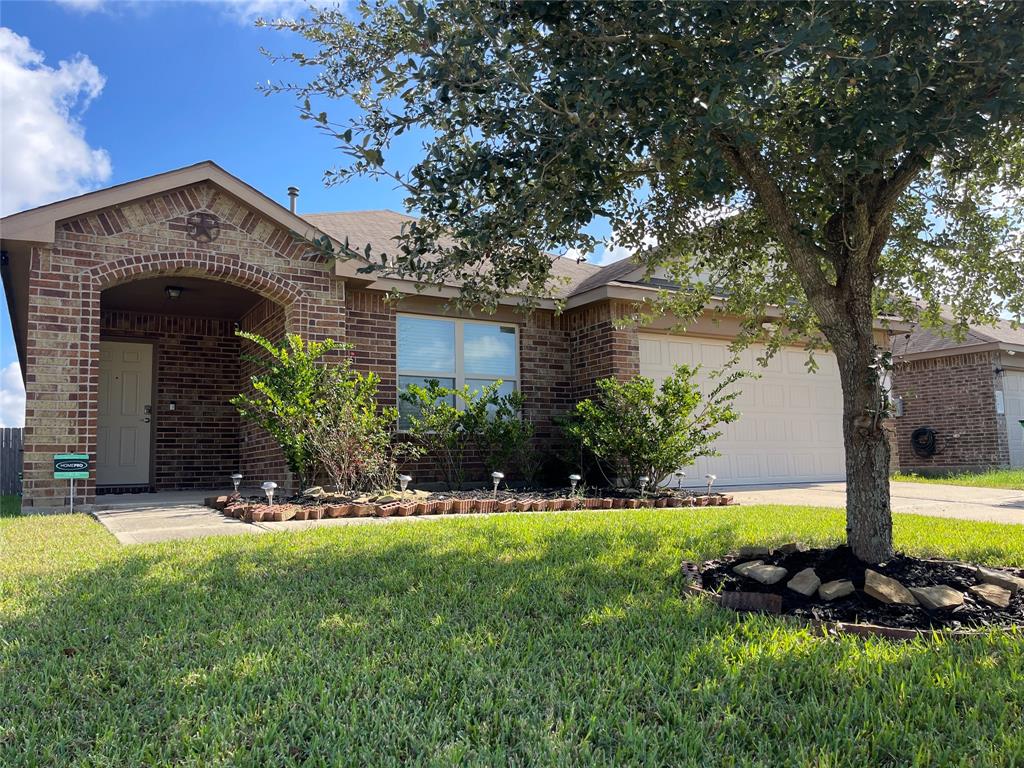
left=267, top=1, right=1024, bottom=562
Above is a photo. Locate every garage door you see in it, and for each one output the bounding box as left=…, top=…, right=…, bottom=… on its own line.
left=1004, top=371, right=1024, bottom=469
left=638, top=334, right=846, bottom=486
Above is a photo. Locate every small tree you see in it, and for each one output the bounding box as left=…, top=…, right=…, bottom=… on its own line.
left=562, top=365, right=744, bottom=489
left=232, top=332, right=337, bottom=490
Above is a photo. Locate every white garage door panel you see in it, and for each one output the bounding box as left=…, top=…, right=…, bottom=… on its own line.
left=1004, top=371, right=1024, bottom=469
left=639, top=334, right=846, bottom=486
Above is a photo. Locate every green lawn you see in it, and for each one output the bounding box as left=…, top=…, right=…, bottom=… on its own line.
left=2, top=508, right=1023, bottom=766
left=893, top=468, right=1024, bottom=490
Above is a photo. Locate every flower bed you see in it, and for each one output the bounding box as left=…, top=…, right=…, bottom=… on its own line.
left=208, top=488, right=737, bottom=521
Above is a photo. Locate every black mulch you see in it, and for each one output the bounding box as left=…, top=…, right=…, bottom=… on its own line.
left=697, top=546, right=1024, bottom=631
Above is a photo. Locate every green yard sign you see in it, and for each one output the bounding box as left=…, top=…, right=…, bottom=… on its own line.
left=54, top=453, right=90, bottom=480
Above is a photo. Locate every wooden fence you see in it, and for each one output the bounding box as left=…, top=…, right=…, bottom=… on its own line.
left=1, top=428, right=23, bottom=495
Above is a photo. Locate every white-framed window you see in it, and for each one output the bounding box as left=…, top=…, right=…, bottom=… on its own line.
left=397, top=314, right=519, bottom=427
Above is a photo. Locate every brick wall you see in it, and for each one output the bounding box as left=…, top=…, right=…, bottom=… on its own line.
left=100, top=309, right=241, bottom=489
left=892, top=351, right=1009, bottom=473
left=565, top=299, right=640, bottom=400
left=237, top=298, right=290, bottom=490
left=21, top=181, right=344, bottom=511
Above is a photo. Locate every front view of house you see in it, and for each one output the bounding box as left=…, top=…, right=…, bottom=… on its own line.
left=1, top=162, right=896, bottom=512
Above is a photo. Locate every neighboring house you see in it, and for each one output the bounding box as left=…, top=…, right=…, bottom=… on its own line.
left=891, top=322, right=1024, bottom=473
left=1, top=162, right=896, bottom=512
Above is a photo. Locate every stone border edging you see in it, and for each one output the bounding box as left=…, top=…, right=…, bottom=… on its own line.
left=680, top=565, right=1021, bottom=641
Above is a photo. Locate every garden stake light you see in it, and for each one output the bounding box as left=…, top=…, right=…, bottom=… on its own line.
left=569, top=474, right=581, bottom=495
left=491, top=471, right=504, bottom=498
left=399, top=474, right=412, bottom=497
left=675, top=470, right=686, bottom=489
left=262, top=481, right=277, bottom=507
left=705, top=474, right=716, bottom=496
left=638, top=476, right=649, bottom=501
left=231, top=473, right=243, bottom=494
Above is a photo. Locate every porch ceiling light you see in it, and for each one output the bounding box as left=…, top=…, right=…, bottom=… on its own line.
left=165, top=285, right=184, bottom=300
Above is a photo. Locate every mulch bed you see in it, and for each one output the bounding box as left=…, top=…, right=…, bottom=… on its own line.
left=688, top=546, right=1024, bottom=634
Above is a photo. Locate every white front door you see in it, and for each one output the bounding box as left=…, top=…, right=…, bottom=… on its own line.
left=97, top=341, right=153, bottom=486
left=638, top=334, right=846, bottom=486
left=1003, top=370, right=1024, bottom=469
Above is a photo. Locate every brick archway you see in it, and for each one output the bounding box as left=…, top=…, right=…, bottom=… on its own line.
left=88, top=251, right=302, bottom=312
left=78, top=251, right=307, bottom=500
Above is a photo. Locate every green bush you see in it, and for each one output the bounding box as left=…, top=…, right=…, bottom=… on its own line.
left=304, top=365, right=418, bottom=495
left=561, top=365, right=745, bottom=489
left=233, top=332, right=410, bottom=494
left=400, top=379, right=534, bottom=488
left=232, top=332, right=338, bottom=490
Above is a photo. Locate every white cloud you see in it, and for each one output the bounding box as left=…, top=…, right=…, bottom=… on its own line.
left=0, top=27, right=112, bottom=215
left=0, top=362, right=25, bottom=428
left=219, top=0, right=313, bottom=24
left=54, top=0, right=107, bottom=10
left=52, top=0, right=317, bottom=24
left=566, top=230, right=657, bottom=267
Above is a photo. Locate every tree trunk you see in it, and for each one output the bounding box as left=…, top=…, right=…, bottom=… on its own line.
left=827, top=301, right=895, bottom=564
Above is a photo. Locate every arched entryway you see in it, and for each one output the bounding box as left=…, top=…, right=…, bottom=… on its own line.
left=89, top=255, right=300, bottom=494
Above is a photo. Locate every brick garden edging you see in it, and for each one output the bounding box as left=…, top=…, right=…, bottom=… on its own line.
left=207, top=493, right=737, bottom=522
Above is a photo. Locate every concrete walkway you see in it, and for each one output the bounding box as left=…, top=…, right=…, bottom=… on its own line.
left=731, top=481, right=1024, bottom=525
left=91, top=480, right=1024, bottom=545
left=93, top=492, right=262, bottom=544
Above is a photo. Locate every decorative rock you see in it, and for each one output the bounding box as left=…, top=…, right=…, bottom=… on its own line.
left=738, top=546, right=772, bottom=557
left=974, top=566, right=1024, bottom=595
left=819, top=579, right=855, bottom=601
left=787, top=567, right=822, bottom=597
left=776, top=542, right=807, bottom=555
left=969, top=583, right=1012, bottom=609
left=303, top=486, right=325, bottom=499
left=732, top=560, right=764, bottom=577
left=909, top=585, right=964, bottom=611
left=747, top=564, right=788, bottom=585
left=864, top=569, right=918, bottom=606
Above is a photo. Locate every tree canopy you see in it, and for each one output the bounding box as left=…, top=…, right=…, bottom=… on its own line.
left=266, top=0, right=1024, bottom=561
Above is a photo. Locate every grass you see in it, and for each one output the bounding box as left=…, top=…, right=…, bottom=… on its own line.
left=2, top=507, right=1023, bottom=766
left=893, top=468, right=1024, bottom=490
left=0, top=495, right=21, bottom=518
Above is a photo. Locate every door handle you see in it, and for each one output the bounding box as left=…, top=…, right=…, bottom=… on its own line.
left=142, top=417, right=151, bottom=423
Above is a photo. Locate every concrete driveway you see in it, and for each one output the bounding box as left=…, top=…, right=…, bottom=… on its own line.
left=731, top=481, right=1024, bottom=525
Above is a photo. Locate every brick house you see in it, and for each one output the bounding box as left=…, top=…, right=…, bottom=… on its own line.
left=891, top=323, right=1024, bottom=474
left=2, top=162, right=897, bottom=512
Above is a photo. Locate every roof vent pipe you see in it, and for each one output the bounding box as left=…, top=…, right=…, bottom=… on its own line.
left=287, top=186, right=299, bottom=214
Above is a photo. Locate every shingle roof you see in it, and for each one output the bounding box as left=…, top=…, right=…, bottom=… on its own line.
left=893, top=319, right=1024, bottom=356
left=302, top=209, right=602, bottom=298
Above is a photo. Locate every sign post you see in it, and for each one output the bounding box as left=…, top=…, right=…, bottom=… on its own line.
left=54, top=454, right=90, bottom=514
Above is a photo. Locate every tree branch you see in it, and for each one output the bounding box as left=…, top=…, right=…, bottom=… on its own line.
left=712, top=131, right=839, bottom=310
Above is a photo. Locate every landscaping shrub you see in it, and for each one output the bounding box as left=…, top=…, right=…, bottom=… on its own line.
left=400, top=379, right=534, bottom=488
left=561, top=365, right=745, bottom=488
left=304, top=367, right=419, bottom=495
left=231, top=332, right=337, bottom=490
left=233, top=331, right=410, bottom=494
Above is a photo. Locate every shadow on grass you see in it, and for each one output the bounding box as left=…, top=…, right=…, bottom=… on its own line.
left=3, top=515, right=1023, bottom=766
